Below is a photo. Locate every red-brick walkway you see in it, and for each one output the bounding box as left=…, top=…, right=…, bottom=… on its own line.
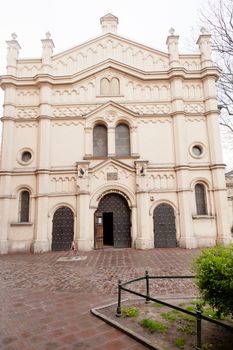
left=0, top=248, right=199, bottom=349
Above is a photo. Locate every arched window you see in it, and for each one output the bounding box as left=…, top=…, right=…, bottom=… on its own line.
left=19, top=190, right=30, bottom=222
left=110, top=78, right=120, bottom=95
left=195, top=184, right=207, bottom=215
left=115, top=123, right=130, bottom=156
left=100, top=77, right=120, bottom=95
left=93, top=124, right=108, bottom=157
left=100, top=78, right=109, bottom=95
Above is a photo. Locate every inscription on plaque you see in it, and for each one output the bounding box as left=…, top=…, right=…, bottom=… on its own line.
left=107, top=172, right=118, bottom=181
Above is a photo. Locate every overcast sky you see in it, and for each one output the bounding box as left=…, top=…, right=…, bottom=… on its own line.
left=0, top=0, right=232, bottom=169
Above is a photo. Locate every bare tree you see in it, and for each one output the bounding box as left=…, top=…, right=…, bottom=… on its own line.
left=201, top=0, right=233, bottom=133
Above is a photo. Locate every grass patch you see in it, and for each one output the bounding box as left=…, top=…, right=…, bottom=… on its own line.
left=174, top=336, right=186, bottom=348
left=122, top=306, right=139, bottom=318
left=160, top=311, right=177, bottom=322
left=152, top=301, right=163, bottom=308
left=185, top=305, right=195, bottom=313
left=177, top=324, right=195, bottom=335
left=177, top=312, right=195, bottom=322
left=140, top=318, right=167, bottom=333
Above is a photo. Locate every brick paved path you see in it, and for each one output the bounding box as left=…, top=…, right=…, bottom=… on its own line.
left=0, top=248, right=200, bottom=349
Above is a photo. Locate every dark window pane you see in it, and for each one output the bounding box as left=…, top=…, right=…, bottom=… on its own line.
left=93, top=124, right=107, bottom=157
left=115, top=124, right=130, bottom=156
left=195, top=184, right=207, bottom=215
left=20, top=190, right=30, bottom=222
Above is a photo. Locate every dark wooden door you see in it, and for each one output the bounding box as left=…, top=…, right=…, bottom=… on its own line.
left=153, top=204, right=176, bottom=248
left=95, top=193, right=131, bottom=248
left=52, top=207, right=74, bottom=251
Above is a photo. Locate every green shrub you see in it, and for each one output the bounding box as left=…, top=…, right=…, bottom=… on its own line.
left=194, top=244, right=233, bottom=317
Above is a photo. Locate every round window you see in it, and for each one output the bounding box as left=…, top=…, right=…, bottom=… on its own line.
left=192, top=145, right=203, bottom=157
left=21, top=151, right=32, bottom=163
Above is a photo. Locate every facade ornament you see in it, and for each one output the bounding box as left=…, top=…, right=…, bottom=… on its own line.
left=169, top=27, right=175, bottom=35
left=11, top=33, right=17, bottom=40
left=45, top=31, right=51, bottom=39
left=41, top=31, right=55, bottom=73
left=166, top=28, right=180, bottom=68
left=196, top=28, right=212, bottom=68
left=200, top=27, right=208, bottom=35
left=100, top=13, right=118, bottom=33
left=6, top=32, right=21, bottom=75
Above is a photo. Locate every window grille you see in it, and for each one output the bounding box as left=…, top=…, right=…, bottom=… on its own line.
left=93, top=124, right=108, bottom=157
left=115, top=124, right=130, bottom=156
left=20, top=190, right=30, bottom=222
left=195, top=184, right=207, bottom=215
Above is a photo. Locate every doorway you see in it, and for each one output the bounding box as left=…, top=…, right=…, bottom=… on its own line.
left=103, top=212, right=113, bottom=245
left=52, top=206, right=74, bottom=251
left=94, top=193, right=131, bottom=249
left=153, top=203, right=177, bottom=248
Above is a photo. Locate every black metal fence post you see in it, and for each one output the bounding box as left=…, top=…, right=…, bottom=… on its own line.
left=145, top=270, right=150, bottom=304
left=116, top=279, right=122, bottom=317
left=196, top=303, right=202, bottom=350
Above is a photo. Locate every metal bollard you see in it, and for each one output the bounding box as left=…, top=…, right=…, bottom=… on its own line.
left=145, top=270, right=150, bottom=304
left=196, top=303, right=202, bottom=350
left=116, top=279, right=122, bottom=317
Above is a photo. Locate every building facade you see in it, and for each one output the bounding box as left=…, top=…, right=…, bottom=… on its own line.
left=0, top=14, right=232, bottom=254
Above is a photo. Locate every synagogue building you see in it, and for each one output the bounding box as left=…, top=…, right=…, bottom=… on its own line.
left=0, top=14, right=231, bottom=254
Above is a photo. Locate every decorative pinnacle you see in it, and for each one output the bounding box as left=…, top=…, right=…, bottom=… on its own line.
left=11, top=33, right=17, bottom=40
left=169, top=27, right=175, bottom=35
left=45, top=31, right=51, bottom=39
left=200, top=27, right=208, bottom=35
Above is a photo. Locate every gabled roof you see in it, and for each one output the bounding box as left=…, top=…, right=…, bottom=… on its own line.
left=52, top=31, right=169, bottom=62
left=89, top=157, right=135, bottom=173
left=84, top=100, right=139, bottom=119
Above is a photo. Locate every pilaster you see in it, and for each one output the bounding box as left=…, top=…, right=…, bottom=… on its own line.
left=131, top=126, right=138, bottom=156
left=196, top=27, right=212, bottom=69
left=0, top=176, right=12, bottom=254
left=108, top=126, right=115, bottom=156
left=6, top=33, right=21, bottom=75
left=41, top=32, right=54, bottom=74
left=135, top=161, right=153, bottom=249
left=176, top=169, right=197, bottom=248
left=33, top=83, right=53, bottom=252
left=166, top=28, right=180, bottom=68
left=76, top=162, right=92, bottom=250
left=84, top=127, right=92, bottom=157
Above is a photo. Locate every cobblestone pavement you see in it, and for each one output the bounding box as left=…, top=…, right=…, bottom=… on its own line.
left=0, top=248, right=200, bottom=349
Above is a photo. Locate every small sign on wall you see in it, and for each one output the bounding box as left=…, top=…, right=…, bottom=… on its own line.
left=107, top=172, right=118, bottom=181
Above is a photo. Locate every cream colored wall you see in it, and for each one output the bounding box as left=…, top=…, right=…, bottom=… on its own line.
left=12, top=124, right=38, bottom=168
left=50, top=123, right=84, bottom=166
left=137, top=120, right=174, bottom=163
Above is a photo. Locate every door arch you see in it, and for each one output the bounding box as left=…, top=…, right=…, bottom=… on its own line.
left=52, top=206, right=74, bottom=251
left=95, top=193, right=131, bottom=249
left=153, top=203, right=177, bottom=248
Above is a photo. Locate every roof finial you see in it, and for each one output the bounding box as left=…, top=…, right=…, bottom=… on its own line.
left=200, top=27, right=208, bottom=35
left=45, top=31, right=51, bottom=39
left=169, top=27, right=175, bottom=35
left=11, top=33, right=17, bottom=40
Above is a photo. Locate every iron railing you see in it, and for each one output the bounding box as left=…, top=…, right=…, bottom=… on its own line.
left=116, top=271, right=233, bottom=350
